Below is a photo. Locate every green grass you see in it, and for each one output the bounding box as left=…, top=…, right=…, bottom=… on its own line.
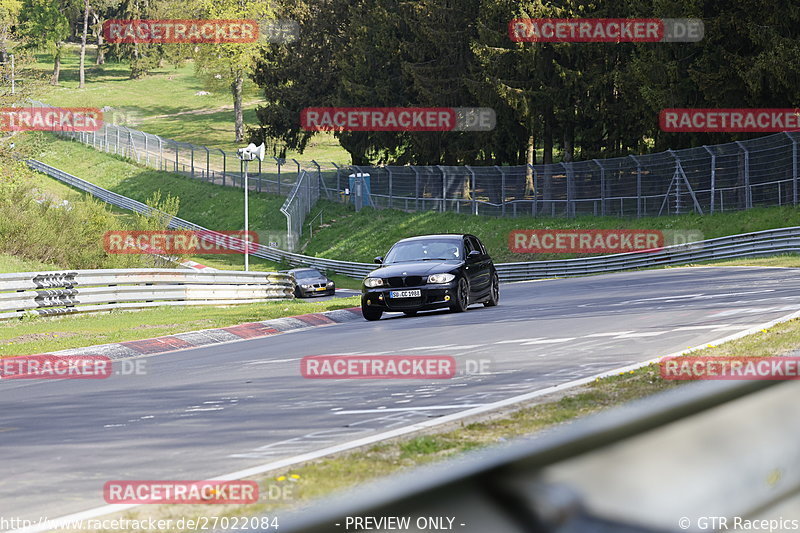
left=0, top=253, right=60, bottom=273
left=302, top=205, right=800, bottom=263
left=0, top=297, right=359, bottom=355
left=28, top=43, right=350, bottom=161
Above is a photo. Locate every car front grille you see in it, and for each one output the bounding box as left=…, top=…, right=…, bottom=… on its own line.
left=387, top=276, right=424, bottom=287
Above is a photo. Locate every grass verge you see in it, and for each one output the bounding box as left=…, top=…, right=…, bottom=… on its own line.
left=0, top=297, right=359, bottom=356
left=61, top=316, right=800, bottom=533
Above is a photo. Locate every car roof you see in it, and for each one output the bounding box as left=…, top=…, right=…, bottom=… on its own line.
left=396, top=234, right=471, bottom=243
left=288, top=267, right=322, bottom=273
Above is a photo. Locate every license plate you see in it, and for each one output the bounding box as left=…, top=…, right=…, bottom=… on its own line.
left=390, top=290, right=421, bottom=298
left=315, top=287, right=326, bottom=291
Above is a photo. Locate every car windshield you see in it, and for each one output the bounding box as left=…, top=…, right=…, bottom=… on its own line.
left=295, top=269, right=323, bottom=279
left=384, top=240, right=463, bottom=263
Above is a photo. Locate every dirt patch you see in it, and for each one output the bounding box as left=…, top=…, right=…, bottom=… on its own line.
left=5, top=331, right=79, bottom=344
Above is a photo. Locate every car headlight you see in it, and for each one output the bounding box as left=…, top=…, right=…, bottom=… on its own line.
left=327, top=281, right=334, bottom=286
left=427, top=273, right=455, bottom=284
left=364, top=277, right=384, bottom=288
left=301, top=284, right=312, bottom=288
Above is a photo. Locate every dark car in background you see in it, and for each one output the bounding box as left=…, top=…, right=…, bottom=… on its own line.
left=360, top=234, right=499, bottom=321
left=288, top=268, right=335, bottom=298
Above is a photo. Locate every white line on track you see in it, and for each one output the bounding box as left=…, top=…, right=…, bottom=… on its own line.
left=13, top=308, right=800, bottom=533
left=521, top=338, right=576, bottom=344
left=332, top=405, right=484, bottom=414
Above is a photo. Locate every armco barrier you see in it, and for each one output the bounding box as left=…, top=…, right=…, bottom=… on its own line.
left=0, top=269, right=294, bottom=320
left=25, top=159, right=800, bottom=282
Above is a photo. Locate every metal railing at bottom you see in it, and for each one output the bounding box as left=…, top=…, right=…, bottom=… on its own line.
left=275, top=379, right=800, bottom=532
left=0, top=268, right=295, bottom=320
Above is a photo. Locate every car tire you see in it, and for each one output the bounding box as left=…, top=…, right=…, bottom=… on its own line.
left=362, top=305, right=383, bottom=321
left=484, top=273, right=499, bottom=307
left=403, top=310, right=417, bottom=317
left=449, top=278, right=470, bottom=313
left=294, top=287, right=303, bottom=298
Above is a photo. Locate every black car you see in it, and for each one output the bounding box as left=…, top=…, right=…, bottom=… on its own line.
left=288, top=268, right=336, bottom=297
left=360, top=234, right=499, bottom=321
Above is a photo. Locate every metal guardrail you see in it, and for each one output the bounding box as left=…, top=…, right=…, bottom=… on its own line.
left=277, top=379, right=799, bottom=533
left=0, top=268, right=295, bottom=320
left=25, top=159, right=800, bottom=283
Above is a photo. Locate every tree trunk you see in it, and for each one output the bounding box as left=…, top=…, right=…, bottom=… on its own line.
left=94, top=12, right=105, bottom=65
left=525, top=133, right=535, bottom=196
left=79, top=0, right=90, bottom=88
left=51, top=44, right=62, bottom=85
left=232, top=73, right=244, bottom=142
left=563, top=115, right=574, bottom=163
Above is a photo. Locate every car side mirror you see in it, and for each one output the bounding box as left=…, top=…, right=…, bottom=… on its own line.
left=374, top=256, right=383, bottom=264
left=467, top=250, right=481, bottom=261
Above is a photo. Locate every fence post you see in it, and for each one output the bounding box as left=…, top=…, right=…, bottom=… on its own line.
left=220, top=149, right=227, bottom=186
left=702, top=145, right=716, bottom=213
left=628, top=155, right=642, bottom=217
left=190, top=144, right=195, bottom=179
left=562, top=162, right=574, bottom=218
left=734, top=140, right=752, bottom=209
left=466, top=166, right=477, bottom=215
left=115, top=126, right=120, bottom=155
left=173, top=141, right=178, bottom=172
left=387, top=167, right=393, bottom=209
left=528, top=164, right=537, bottom=217
left=437, top=165, right=446, bottom=212
left=332, top=162, right=341, bottom=200
left=593, top=159, right=605, bottom=216
left=274, top=157, right=283, bottom=194
left=413, top=167, right=420, bottom=212
left=494, top=166, right=506, bottom=216
left=786, top=132, right=798, bottom=206
left=202, top=146, right=210, bottom=182
left=293, top=158, right=301, bottom=176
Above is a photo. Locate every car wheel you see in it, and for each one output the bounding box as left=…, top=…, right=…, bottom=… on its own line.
left=294, top=287, right=303, bottom=298
left=484, top=273, right=499, bottom=307
left=449, top=278, right=470, bottom=313
left=403, top=310, right=417, bottom=317
left=362, top=304, right=383, bottom=321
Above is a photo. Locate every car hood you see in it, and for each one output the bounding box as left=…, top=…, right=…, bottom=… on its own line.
left=369, top=260, right=462, bottom=278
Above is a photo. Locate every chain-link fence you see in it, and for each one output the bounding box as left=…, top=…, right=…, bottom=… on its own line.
left=280, top=170, right=319, bottom=251
left=31, top=100, right=800, bottom=219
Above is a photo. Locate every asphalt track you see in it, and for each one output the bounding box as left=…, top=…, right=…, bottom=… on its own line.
left=2, top=266, right=800, bottom=525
